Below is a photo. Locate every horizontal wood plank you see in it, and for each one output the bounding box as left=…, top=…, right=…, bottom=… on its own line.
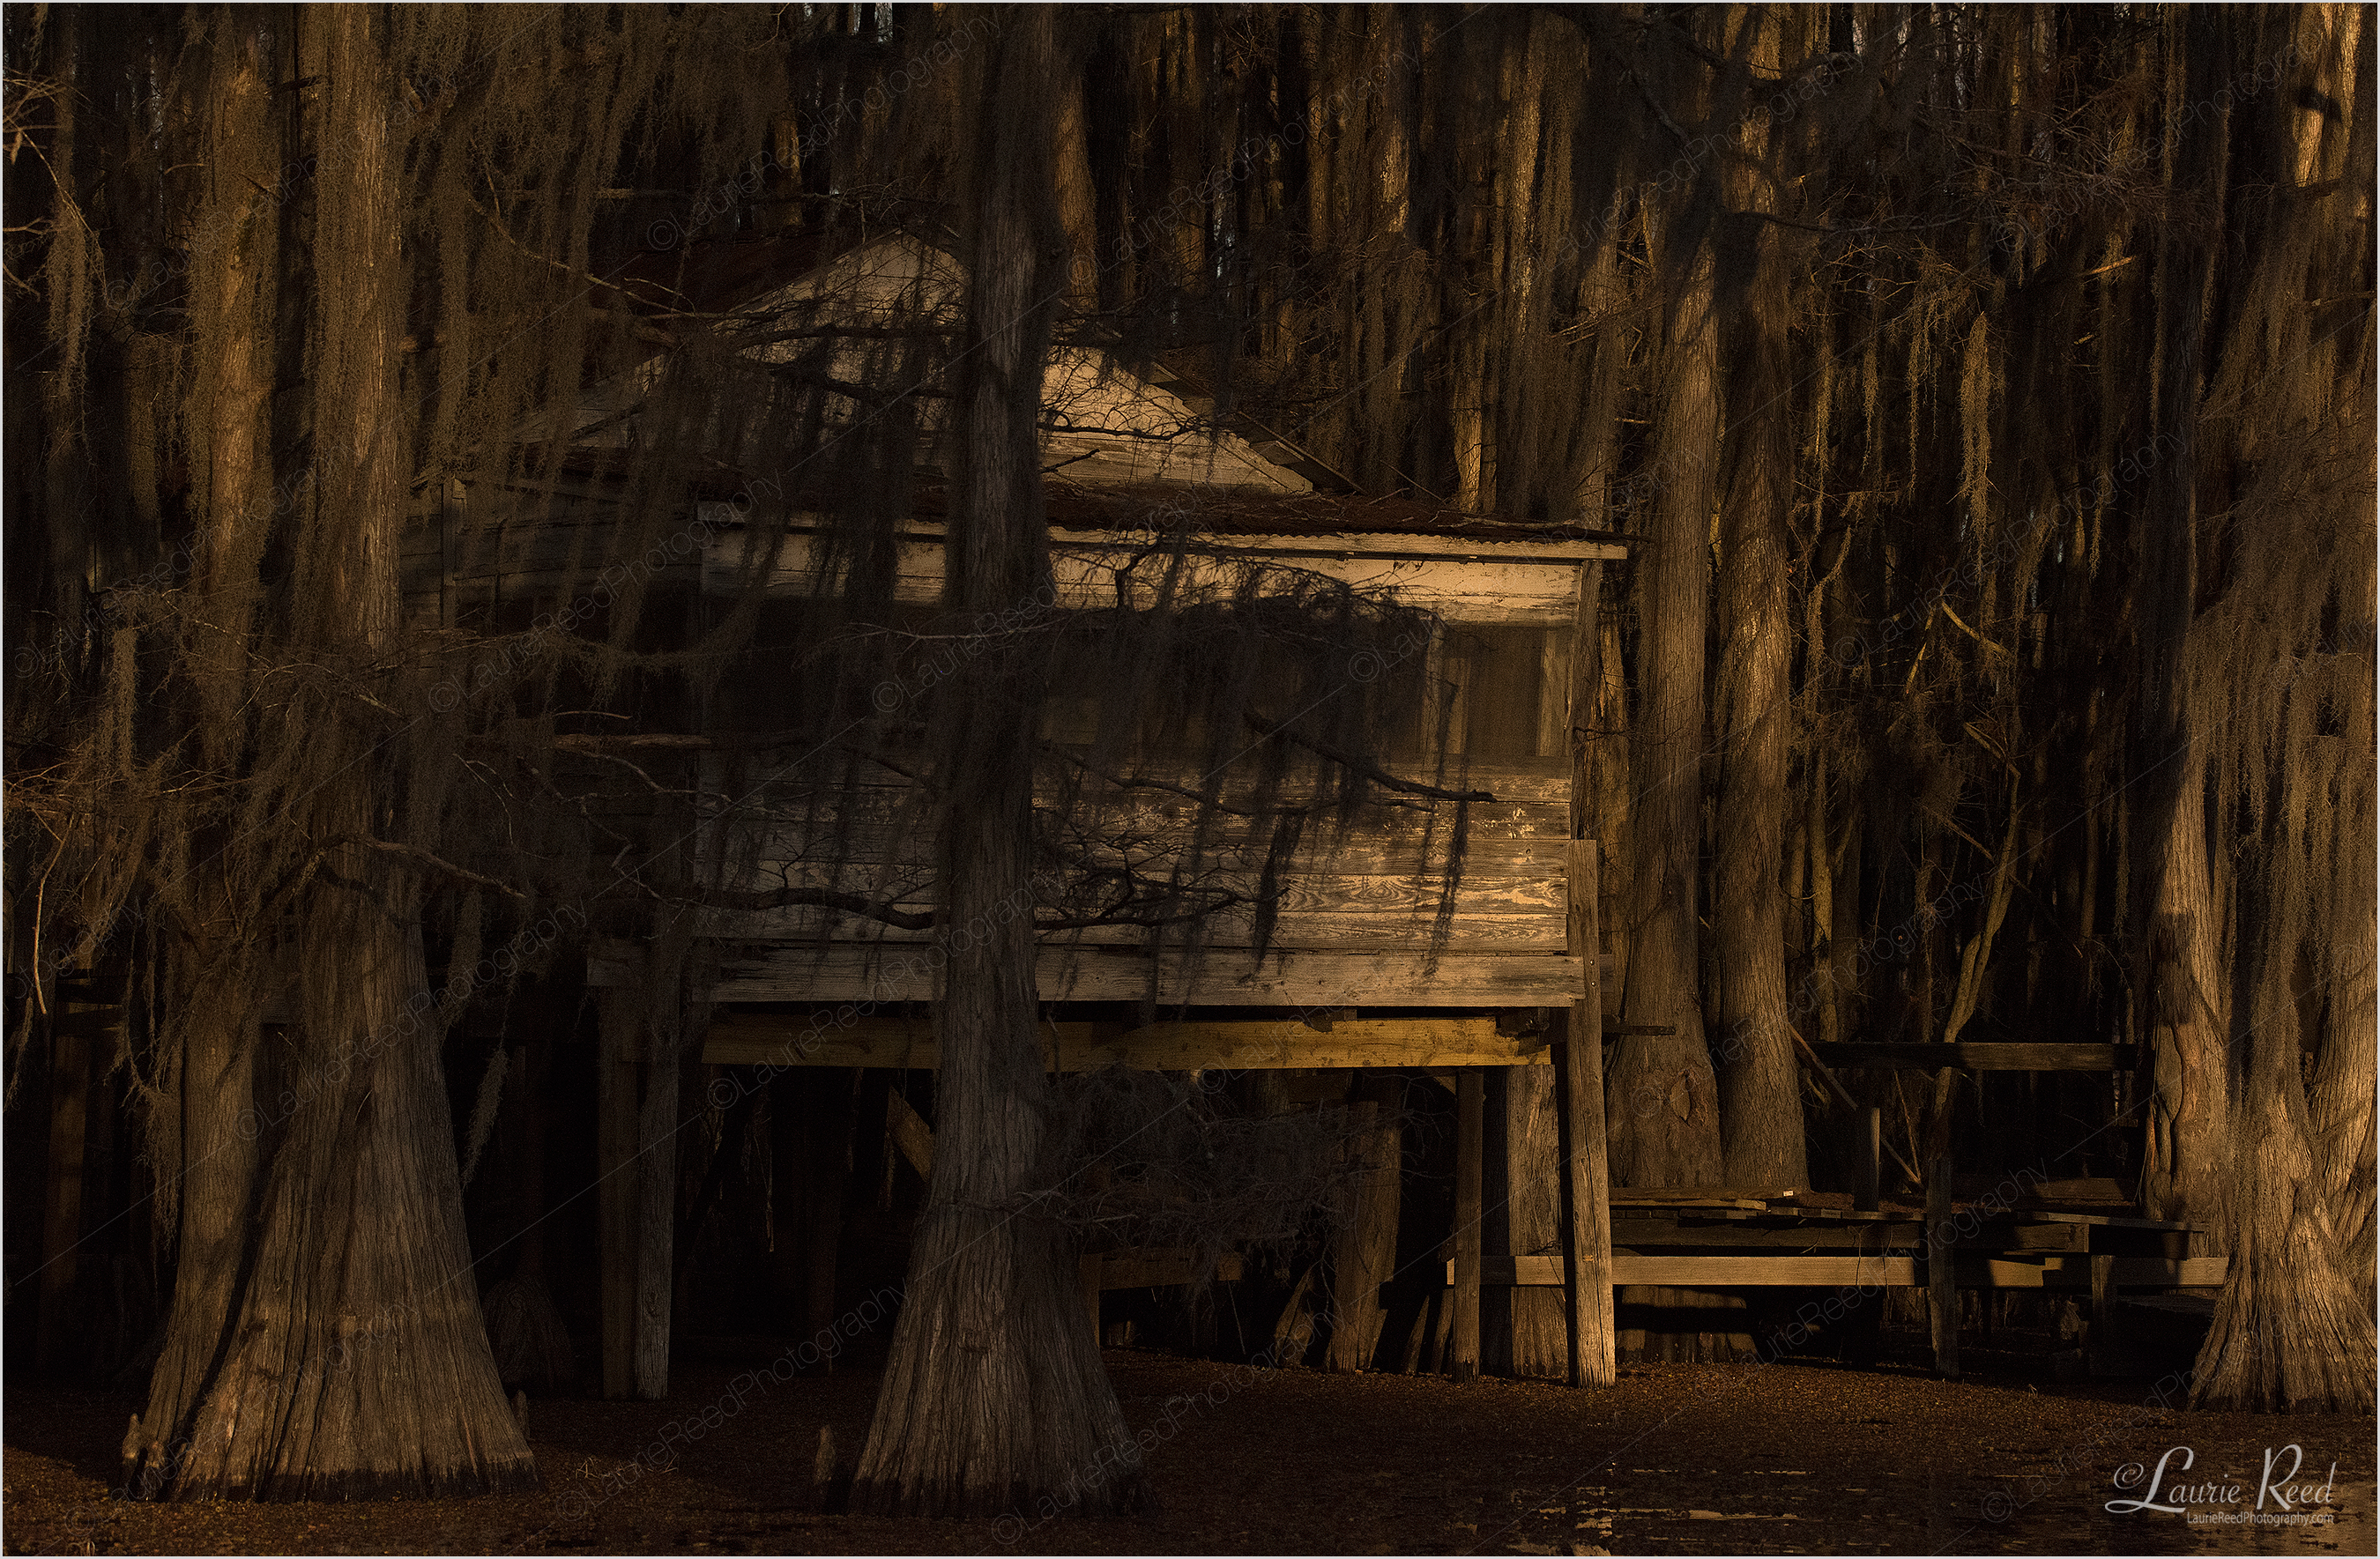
left=1603, top=1221, right=1928, bottom=1249
left=708, top=515, right=1626, bottom=566
left=1608, top=1187, right=1801, bottom=1206
left=703, top=1013, right=1551, bottom=1071
left=733, top=797, right=1572, bottom=857
left=705, top=529, right=1610, bottom=625
left=1604, top=1255, right=1918, bottom=1286
left=715, top=866, right=1564, bottom=922
left=709, top=946, right=1598, bottom=1006
left=753, top=833, right=1573, bottom=877
left=710, top=905, right=1569, bottom=952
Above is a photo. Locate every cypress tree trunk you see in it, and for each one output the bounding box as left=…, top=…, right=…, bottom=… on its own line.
left=129, top=10, right=273, bottom=1483
left=130, top=8, right=534, bottom=1498
left=852, top=7, right=1147, bottom=1519
left=1711, top=67, right=1807, bottom=1187
left=2309, top=858, right=2376, bottom=1281
left=2193, top=905, right=2374, bottom=1413
left=1608, top=202, right=1722, bottom=1191
left=2185, top=3, right=2376, bottom=1414
left=2131, top=4, right=2233, bottom=1248
left=2138, top=744, right=2229, bottom=1238
left=1605, top=193, right=1735, bottom=1363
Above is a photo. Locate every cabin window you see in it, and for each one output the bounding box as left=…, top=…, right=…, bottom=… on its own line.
left=1432, top=625, right=1573, bottom=760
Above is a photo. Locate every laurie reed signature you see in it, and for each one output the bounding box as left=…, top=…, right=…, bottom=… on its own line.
left=2107, top=1443, right=2343, bottom=1525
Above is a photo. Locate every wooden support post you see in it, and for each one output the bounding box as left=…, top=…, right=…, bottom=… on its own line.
left=885, top=1088, right=935, bottom=1180
left=595, top=980, right=641, bottom=1400
left=770, top=1073, right=806, bottom=1317
left=1080, top=1252, right=1104, bottom=1344
left=594, top=935, right=692, bottom=1399
left=632, top=1027, right=681, bottom=1400
left=36, top=1013, right=93, bottom=1374
left=1856, top=1107, right=1881, bottom=1213
left=1561, top=840, right=1617, bottom=1388
left=1325, top=1086, right=1402, bottom=1371
left=806, top=1075, right=853, bottom=1365
left=1452, top=1070, right=1484, bottom=1383
left=2089, top=1251, right=2116, bottom=1375
left=1928, top=1155, right=1960, bottom=1378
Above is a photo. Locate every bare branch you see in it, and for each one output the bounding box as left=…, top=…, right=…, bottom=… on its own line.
left=1240, top=710, right=1498, bottom=802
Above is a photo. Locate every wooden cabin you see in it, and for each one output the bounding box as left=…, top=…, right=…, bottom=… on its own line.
left=399, top=236, right=2220, bottom=1400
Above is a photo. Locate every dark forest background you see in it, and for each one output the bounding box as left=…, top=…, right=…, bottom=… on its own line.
left=4, top=1, right=2371, bottom=1507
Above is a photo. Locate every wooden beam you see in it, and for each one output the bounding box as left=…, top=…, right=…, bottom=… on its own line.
left=597, top=942, right=689, bottom=1401
left=595, top=984, right=641, bottom=1399
left=1464, top=1254, right=1909, bottom=1286
left=1610, top=1255, right=1912, bottom=1287
left=1451, top=1070, right=1484, bottom=1383
left=804, top=1077, right=853, bottom=1371
left=710, top=947, right=1604, bottom=1007
left=1606, top=1186, right=1804, bottom=1205
left=634, top=1036, right=680, bottom=1401
left=2090, top=1251, right=2116, bottom=1375
left=703, top=522, right=1626, bottom=627
left=592, top=932, right=695, bottom=1408
left=1930, top=1156, right=1960, bottom=1379
left=1810, top=1042, right=2140, bottom=1071
left=1560, top=839, right=1616, bottom=1388
left=704, top=1013, right=1558, bottom=1071
left=885, top=1088, right=933, bottom=1180
left=769, top=1073, right=806, bottom=1325
left=720, top=905, right=1575, bottom=954
left=1604, top=1221, right=1927, bottom=1248
left=752, top=819, right=1576, bottom=877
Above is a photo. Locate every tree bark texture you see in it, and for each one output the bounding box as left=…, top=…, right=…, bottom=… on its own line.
left=128, top=8, right=533, bottom=1498
left=1608, top=204, right=1722, bottom=1191
left=2192, top=913, right=2376, bottom=1413
left=132, top=14, right=276, bottom=1462
left=852, top=7, right=1147, bottom=1519
left=1711, top=133, right=1807, bottom=1190
left=2138, top=745, right=2229, bottom=1242
left=2133, top=4, right=2232, bottom=1248
left=2186, top=4, right=2376, bottom=1410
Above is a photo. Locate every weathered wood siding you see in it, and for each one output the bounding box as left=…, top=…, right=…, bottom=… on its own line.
left=706, top=753, right=1583, bottom=1006
left=703, top=519, right=1620, bottom=627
